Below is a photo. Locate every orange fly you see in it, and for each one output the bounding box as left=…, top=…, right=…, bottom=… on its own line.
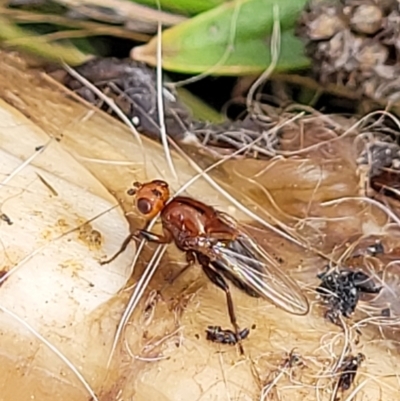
left=103, top=179, right=309, bottom=352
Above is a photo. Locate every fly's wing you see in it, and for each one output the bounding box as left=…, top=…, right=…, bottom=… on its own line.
left=213, top=227, right=310, bottom=316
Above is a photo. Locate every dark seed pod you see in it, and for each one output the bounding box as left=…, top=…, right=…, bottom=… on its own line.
left=296, top=0, right=400, bottom=104
left=355, top=42, right=388, bottom=70
left=350, top=5, right=383, bottom=35
left=308, top=12, right=346, bottom=40
left=297, top=3, right=345, bottom=41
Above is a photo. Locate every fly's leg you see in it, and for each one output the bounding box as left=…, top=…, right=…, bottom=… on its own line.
left=160, top=252, right=196, bottom=294
left=100, top=229, right=171, bottom=265
left=137, top=229, right=172, bottom=244
left=100, top=233, right=137, bottom=265
left=200, top=256, right=246, bottom=354
left=167, top=251, right=196, bottom=285
left=138, top=230, right=194, bottom=285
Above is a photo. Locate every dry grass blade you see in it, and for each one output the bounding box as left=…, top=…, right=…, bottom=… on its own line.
left=175, top=114, right=303, bottom=197
left=322, top=196, right=400, bottom=228
left=1, top=6, right=151, bottom=42
left=0, top=16, right=86, bottom=65
left=61, top=63, right=144, bottom=152
left=155, top=15, right=177, bottom=180
left=342, top=379, right=369, bottom=401
left=57, top=0, right=185, bottom=28
left=275, top=109, right=400, bottom=157
left=0, top=139, right=53, bottom=188
left=246, top=4, right=280, bottom=112
left=106, top=242, right=167, bottom=368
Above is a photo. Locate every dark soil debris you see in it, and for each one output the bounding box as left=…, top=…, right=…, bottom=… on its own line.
left=316, top=267, right=382, bottom=323
left=56, top=57, right=279, bottom=158
left=59, top=57, right=193, bottom=141
left=337, top=352, right=365, bottom=393
left=205, top=326, right=250, bottom=345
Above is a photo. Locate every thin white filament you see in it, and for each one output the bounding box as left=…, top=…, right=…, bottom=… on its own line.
left=0, top=305, right=99, bottom=401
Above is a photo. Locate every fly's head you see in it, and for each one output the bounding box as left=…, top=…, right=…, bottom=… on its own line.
left=127, top=179, right=170, bottom=219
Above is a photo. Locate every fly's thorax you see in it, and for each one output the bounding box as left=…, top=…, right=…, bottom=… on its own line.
left=162, top=202, right=208, bottom=236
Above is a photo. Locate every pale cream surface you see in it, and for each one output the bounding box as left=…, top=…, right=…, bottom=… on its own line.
left=0, top=51, right=399, bottom=401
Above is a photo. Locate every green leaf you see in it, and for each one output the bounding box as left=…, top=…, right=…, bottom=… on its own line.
left=128, top=0, right=225, bottom=16
left=0, top=17, right=87, bottom=66
left=132, top=0, right=310, bottom=75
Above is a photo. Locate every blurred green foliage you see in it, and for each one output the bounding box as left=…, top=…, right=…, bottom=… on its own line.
left=129, top=0, right=226, bottom=16
left=133, top=0, right=310, bottom=75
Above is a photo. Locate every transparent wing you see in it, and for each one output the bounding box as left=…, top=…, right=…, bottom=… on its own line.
left=212, top=226, right=309, bottom=316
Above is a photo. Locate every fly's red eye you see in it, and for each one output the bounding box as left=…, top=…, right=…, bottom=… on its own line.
left=137, top=198, right=152, bottom=215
